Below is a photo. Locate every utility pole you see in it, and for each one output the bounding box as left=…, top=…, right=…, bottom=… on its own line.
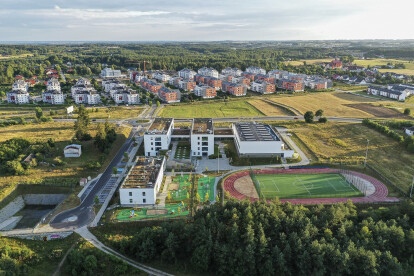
left=364, top=139, right=370, bottom=168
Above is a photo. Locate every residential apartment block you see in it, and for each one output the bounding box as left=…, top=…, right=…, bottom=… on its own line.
left=278, top=79, right=304, bottom=92
left=222, top=82, right=247, bottom=96
left=246, top=66, right=266, bottom=75
left=102, top=79, right=126, bottom=92
left=251, top=81, right=276, bottom=94
left=159, top=87, right=181, bottom=103
left=144, top=118, right=174, bottom=156
left=194, top=85, right=216, bottom=99
left=140, top=78, right=163, bottom=94
left=153, top=72, right=171, bottom=82
left=178, top=79, right=196, bottom=91
left=367, top=85, right=411, bottom=101
left=254, top=74, right=276, bottom=84
left=101, top=67, right=122, bottom=78
left=222, top=67, right=243, bottom=77
left=198, top=67, right=219, bottom=78
left=112, top=88, right=140, bottom=104
left=178, top=68, right=197, bottom=80
left=7, top=79, right=30, bottom=104
left=119, top=157, right=166, bottom=205
left=191, top=118, right=214, bottom=157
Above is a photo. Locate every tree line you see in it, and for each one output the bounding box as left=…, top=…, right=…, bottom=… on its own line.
left=100, top=199, right=414, bottom=275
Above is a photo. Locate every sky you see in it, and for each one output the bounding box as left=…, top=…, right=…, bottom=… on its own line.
left=0, top=0, right=413, bottom=41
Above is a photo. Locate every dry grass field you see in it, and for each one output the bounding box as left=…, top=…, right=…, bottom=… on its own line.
left=286, top=121, right=414, bottom=193
left=72, top=106, right=145, bottom=120
left=248, top=100, right=291, bottom=116
left=284, top=58, right=332, bottom=66
left=354, top=59, right=414, bottom=76
left=270, top=92, right=378, bottom=117
left=0, top=121, right=130, bottom=201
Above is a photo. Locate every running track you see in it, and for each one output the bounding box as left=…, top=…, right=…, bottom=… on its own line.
left=223, top=168, right=399, bottom=204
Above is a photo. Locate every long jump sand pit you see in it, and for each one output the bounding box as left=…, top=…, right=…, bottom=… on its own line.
left=146, top=209, right=168, bottom=216
left=234, top=175, right=259, bottom=199
left=168, top=182, right=179, bottom=191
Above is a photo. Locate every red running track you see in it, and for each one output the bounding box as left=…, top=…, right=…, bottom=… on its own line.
left=223, top=168, right=399, bottom=204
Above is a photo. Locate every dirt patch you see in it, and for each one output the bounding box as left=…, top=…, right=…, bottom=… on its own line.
left=146, top=209, right=168, bottom=216
left=344, top=103, right=411, bottom=119
left=168, top=182, right=179, bottom=191
left=234, top=175, right=259, bottom=199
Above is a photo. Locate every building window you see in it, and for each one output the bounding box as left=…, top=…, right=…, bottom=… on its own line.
left=143, top=199, right=146, bottom=203
left=129, top=199, right=133, bottom=203
left=151, top=142, right=153, bottom=145
left=129, top=192, right=132, bottom=196
left=198, top=137, right=200, bottom=140
left=142, top=192, right=146, bottom=196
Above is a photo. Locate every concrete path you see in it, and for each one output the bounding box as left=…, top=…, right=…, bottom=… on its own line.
left=75, top=227, right=173, bottom=276
left=157, top=176, right=171, bottom=207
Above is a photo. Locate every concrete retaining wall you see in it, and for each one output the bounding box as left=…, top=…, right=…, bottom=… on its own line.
left=0, top=196, right=25, bottom=224
left=23, top=194, right=67, bottom=205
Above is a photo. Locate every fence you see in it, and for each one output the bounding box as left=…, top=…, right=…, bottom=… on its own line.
left=250, top=169, right=265, bottom=199
left=365, top=163, right=408, bottom=197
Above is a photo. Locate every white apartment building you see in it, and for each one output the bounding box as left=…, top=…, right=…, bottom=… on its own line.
left=144, top=118, right=174, bottom=156
left=190, top=118, right=214, bottom=157
left=119, top=157, right=166, bottom=205
left=47, top=77, right=61, bottom=92
left=246, top=66, right=266, bottom=75
left=222, top=67, right=243, bottom=77
left=42, top=90, right=65, bottom=104
left=12, top=79, right=28, bottom=92
left=232, top=122, right=294, bottom=158
left=194, top=85, right=216, bottom=99
left=7, top=90, right=30, bottom=104
left=101, top=67, right=122, bottom=78
left=178, top=68, right=197, bottom=80
left=198, top=67, right=219, bottom=78
left=74, top=90, right=100, bottom=105
left=251, top=81, right=275, bottom=94
left=102, top=79, right=125, bottom=92
left=71, top=78, right=94, bottom=98
left=112, top=88, right=140, bottom=104
left=153, top=72, right=171, bottom=82
left=267, top=70, right=290, bottom=80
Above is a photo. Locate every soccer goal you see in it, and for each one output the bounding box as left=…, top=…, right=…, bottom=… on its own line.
left=340, top=169, right=368, bottom=196
left=250, top=169, right=265, bottom=199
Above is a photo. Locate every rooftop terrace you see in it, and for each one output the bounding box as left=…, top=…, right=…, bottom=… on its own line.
left=192, top=118, right=214, bottom=134
left=121, top=157, right=163, bottom=189
left=147, top=118, right=173, bottom=134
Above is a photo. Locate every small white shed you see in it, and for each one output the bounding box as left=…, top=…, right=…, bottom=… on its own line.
left=64, top=144, right=82, bottom=157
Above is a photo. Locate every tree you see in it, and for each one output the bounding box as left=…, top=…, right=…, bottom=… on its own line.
left=35, top=107, right=43, bottom=119
left=304, top=111, right=314, bottom=123
left=4, top=160, right=25, bottom=175
left=315, top=109, right=324, bottom=117
left=94, top=195, right=100, bottom=205
left=404, top=108, right=411, bottom=115
left=113, top=167, right=117, bottom=175
left=156, top=100, right=160, bottom=107
left=74, top=105, right=91, bottom=140
left=318, top=117, right=327, bottom=123
left=94, top=124, right=107, bottom=152
left=205, top=192, right=209, bottom=202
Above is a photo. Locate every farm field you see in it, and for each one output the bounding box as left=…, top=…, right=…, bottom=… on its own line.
left=158, top=99, right=264, bottom=118
left=71, top=106, right=144, bottom=120
left=284, top=58, right=332, bottom=66
left=270, top=92, right=385, bottom=118
left=248, top=100, right=291, bottom=116
left=353, top=59, right=414, bottom=76
left=254, top=173, right=363, bottom=199
left=286, top=121, right=414, bottom=193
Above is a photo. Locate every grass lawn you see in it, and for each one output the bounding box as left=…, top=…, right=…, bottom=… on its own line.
left=253, top=173, right=363, bottom=199
left=116, top=203, right=189, bottom=221
left=0, top=104, right=66, bottom=116
left=284, top=121, right=414, bottom=194
left=198, top=177, right=215, bottom=202
left=248, top=99, right=291, bottom=116
left=269, top=92, right=381, bottom=118
left=71, top=106, right=144, bottom=120
left=158, top=99, right=265, bottom=118
left=169, top=175, right=191, bottom=201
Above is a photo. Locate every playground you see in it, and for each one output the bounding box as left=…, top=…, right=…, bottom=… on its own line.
left=116, top=203, right=189, bottom=221
left=253, top=173, right=363, bottom=199
left=168, top=174, right=216, bottom=203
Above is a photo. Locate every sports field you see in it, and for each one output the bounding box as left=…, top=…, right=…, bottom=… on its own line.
left=253, top=173, right=363, bottom=199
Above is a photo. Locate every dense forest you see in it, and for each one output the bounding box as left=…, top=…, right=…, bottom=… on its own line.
left=96, top=200, right=414, bottom=275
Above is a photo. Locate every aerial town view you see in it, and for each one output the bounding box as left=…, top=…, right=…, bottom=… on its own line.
left=0, top=1, right=414, bottom=275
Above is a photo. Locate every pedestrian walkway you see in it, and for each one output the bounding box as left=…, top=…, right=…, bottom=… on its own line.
left=157, top=176, right=171, bottom=207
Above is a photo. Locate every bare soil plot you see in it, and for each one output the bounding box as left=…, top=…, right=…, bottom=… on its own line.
left=344, top=103, right=412, bottom=119
left=168, top=182, right=179, bottom=191
left=248, top=100, right=291, bottom=116
left=147, top=209, right=168, bottom=216
left=234, top=175, right=259, bottom=199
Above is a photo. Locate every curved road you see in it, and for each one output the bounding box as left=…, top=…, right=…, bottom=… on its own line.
left=50, top=134, right=134, bottom=229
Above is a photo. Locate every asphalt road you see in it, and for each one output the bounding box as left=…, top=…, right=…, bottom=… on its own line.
left=50, top=133, right=134, bottom=229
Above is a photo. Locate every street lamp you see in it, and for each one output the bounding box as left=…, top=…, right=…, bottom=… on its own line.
left=364, top=139, right=370, bottom=168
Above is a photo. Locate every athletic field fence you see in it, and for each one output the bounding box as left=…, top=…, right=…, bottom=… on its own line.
left=339, top=169, right=369, bottom=196
left=250, top=169, right=265, bottom=199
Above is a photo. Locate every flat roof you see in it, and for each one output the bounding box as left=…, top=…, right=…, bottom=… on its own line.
left=234, top=122, right=280, bottom=142
left=192, top=118, right=213, bottom=134
left=147, top=118, right=173, bottom=134
left=121, top=157, right=163, bottom=189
